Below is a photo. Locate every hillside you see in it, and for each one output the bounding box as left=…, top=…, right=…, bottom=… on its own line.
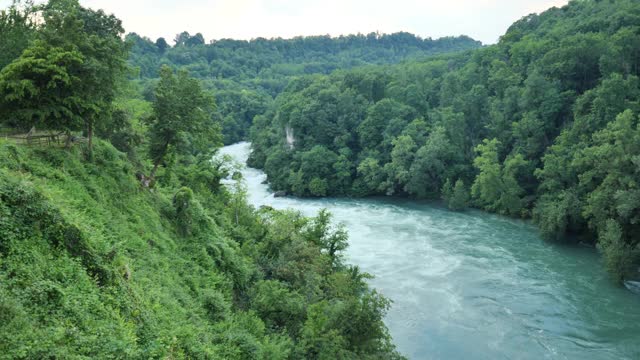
left=127, top=32, right=481, bottom=144
left=0, top=1, right=403, bottom=357
left=248, top=0, right=640, bottom=281
left=0, top=140, right=403, bottom=359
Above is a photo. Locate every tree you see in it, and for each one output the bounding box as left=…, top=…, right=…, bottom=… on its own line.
left=174, top=31, right=205, bottom=47
left=499, top=154, right=527, bottom=216
left=597, top=220, right=638, bottom=283
left=0, top=0, right=128, bottom=147
left=512, top=111, right=547, bottom=159
left=155, top=37, right=168, bottom=53
left=406, top=126, right=458, bottom=198
left=288, top=145, right=338, bottom=196
left=174, top=31, right=191, bottom=46
left=37, top=0, right=128, bottom=150
left=357, top=99, right=415, bottom=151
left=443, top=179, right=470, bottom=211
left=356, top=157, right=384, bottom=196
left=332, top=152, right=354, bottom=195
left=250, top=280, right=306, bottom=334
left=0, top=41, right=84, bottom=132
left=186, top=33, right=205, bottom=46
left=471, top=139, right=503, bottom=211
left=309, top=178, right=328, bottom=197
left=305, top=209, right=349, bottom=267
left=382, top=135, right=416, bottom=195
left=471, top=139, right=526, bottom=216
left=147, top=66, right=216, bottom=179
left=568, top=110, right=640, bottom=280
left=173, top=187, right=196, bottom=236
left=0, top=0, right=36, bottom=70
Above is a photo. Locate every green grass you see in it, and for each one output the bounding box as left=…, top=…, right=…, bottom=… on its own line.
left=0, top=140, right=254, bottom=358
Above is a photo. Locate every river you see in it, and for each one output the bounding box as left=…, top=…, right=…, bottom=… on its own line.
left=220, top=142, right=640, bottom=360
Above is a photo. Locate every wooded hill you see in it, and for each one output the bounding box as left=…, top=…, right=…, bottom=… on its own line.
left=248, top=0, right=640, bottom=282
left=127, top=31, right=481, bottom=144
left=0, top=1, right=406, bottom=358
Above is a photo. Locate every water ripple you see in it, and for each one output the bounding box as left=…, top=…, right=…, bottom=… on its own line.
left=220, top=142, right=640, bottom=360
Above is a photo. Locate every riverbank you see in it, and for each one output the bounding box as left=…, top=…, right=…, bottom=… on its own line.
left=222, top=141, right=640, bottom=360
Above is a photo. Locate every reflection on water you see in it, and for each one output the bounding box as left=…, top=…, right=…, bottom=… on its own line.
left=220, top=142, right=640, bottom=360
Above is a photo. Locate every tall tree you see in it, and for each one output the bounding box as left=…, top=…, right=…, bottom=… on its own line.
left=0, top=41, right=84, bottom=132
left=147, top=65, right=217, bottom=179
left=0, top=0, right=128, bottom=148
left=39, top=0, right=128, bottom=150
left=155, top=37, right=168, bottom=53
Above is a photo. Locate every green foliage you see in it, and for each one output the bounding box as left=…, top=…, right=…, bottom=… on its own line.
left=250, top=280, right=305, bottom=333
left=0, top=0, right=405, bottom=355
left=298, top=291, right=401, bottom=360
left=0, top=139, right=404, bottom=359
left=406, top=125, right=461, bottom=198
left=305, top=209, right=349, bottom=267
left=355, top=157, right=384, bottom=196
left=471, top=140, right=528, bottom=216
left=3, top=1, right=640, bottom=356
left=41, top=0, right=128, bottom=146
left=309, top=177, right=329, bottom=197
left=0, top=41, right=84, bottom=131
left=249, top=0, right=640, bottom=280
left=147, top=65, right=218, bottom=178
left=127, top=31, right=480, bottom=143
left=0, top=1, right=36, bottom=70
left=535, top=109, right=640, bottom=280
left=383, top=135, right=417, bottom=195
left=202, top=289, right=231, bottom=322
left=173, top=186, right=197, bottom=236
left=597, top=220, right=637, bottom=284
left=0, top=0, right=128, bottom=149
left=443, top=179, right=470, bottom=211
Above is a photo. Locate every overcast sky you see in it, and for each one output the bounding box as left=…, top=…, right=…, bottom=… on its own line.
left=2, top=0, right=569, bottom=44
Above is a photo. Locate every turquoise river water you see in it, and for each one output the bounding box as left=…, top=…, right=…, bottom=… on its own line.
left=220, top=142, right=640, bottom=360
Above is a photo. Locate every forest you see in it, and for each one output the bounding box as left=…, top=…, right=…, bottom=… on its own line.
left=0, top=0, right=406, bottom=358
left=127, top=30, right=480, bottom=144
left=2, top=0, right=640, bottom=357
left=248, top=0, right=640, bottom=283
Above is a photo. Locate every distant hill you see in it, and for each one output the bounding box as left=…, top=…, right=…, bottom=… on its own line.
left=127, top=32, right=481, bottom=143
left=128, top=32, right=481, bottom=82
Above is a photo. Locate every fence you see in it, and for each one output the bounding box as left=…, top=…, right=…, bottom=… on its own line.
left=0, top=127, right=82, bottom=146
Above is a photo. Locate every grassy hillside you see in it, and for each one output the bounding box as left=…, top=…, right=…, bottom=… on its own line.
left=0, top=140, right=402, bottom=359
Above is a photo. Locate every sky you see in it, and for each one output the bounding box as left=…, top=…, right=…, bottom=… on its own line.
left=2, top=0, right=570, bottom=45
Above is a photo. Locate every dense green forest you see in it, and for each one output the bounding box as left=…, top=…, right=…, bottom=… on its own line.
left=0, top=0, right=405, bottom=358
left=249, top=0, right=640, bottom=282
left=2, top=0, right=640, bottom=356
left=127, top=31, right=480, bottom=144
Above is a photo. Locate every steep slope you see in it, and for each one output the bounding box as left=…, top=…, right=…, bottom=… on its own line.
left=0, top=140, right=403, bottom=359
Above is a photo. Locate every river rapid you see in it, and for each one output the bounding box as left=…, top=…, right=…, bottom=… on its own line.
left=220, top=142, right=640, bottom=360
